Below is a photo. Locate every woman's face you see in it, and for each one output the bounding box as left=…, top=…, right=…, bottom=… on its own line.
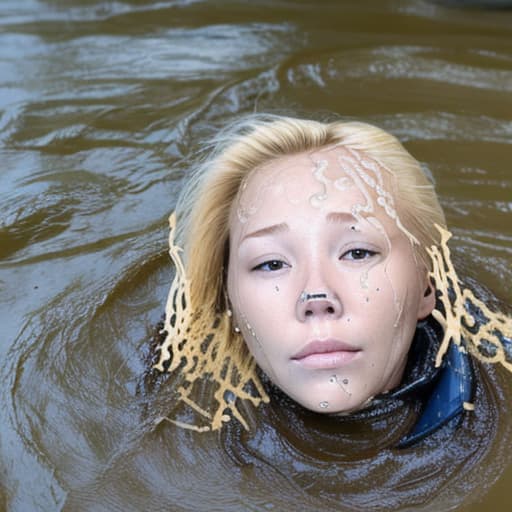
left=227, top=146, right=435, bottom=414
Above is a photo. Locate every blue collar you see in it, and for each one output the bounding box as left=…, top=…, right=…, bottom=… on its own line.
left=398, top=340, right=474, bottom=447
left=399, top=303, right=512, bottom=448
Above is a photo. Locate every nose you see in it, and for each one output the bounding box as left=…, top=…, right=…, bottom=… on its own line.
left=296, top=291, right=343, bottom=322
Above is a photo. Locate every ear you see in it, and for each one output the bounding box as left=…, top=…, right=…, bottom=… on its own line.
left=417, top=278, right=436, bottom=320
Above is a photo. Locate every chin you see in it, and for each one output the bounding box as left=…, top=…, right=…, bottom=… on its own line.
left=298, top=394, right=369, bottom=415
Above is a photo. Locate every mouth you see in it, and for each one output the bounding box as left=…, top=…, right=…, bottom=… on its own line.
left=291, top=339, right=361, bottom=369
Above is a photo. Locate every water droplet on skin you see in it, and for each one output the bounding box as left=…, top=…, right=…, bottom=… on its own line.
left=360, top=270, right=369, bottom=289
left=329, top=374, right=352, bottom=396
left=244, top=321, right=256, bottom=337
left=310, top=194, right=328, bottom=208
left=319, top=401, right=329, bottom=409
left=309, top=159, right=329, bottom=208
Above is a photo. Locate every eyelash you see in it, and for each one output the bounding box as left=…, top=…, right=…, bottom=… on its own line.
left=251, top=248, right=377, bottom=272
left=340, top=248, right=378, bottom=261
left=252, top=260, right=289, bottom=272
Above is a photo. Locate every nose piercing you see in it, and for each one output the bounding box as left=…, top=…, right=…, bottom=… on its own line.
left=299, top=291, right=328, bottom=303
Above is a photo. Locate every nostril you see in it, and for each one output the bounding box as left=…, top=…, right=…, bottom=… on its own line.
left=298, top=293, right=341, bottom=320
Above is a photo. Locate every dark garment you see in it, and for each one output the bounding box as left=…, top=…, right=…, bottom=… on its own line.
left=258, top=315, right=475, bottom=448
left=389, top=317, right=474, bottom=447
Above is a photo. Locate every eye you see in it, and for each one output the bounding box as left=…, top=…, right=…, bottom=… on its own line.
left=340, top=248, right=378, bottom=261
left=252, top=259, right=289, bottom=272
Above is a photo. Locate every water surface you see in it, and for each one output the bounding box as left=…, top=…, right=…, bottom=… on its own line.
left=1, top=1, right=511, bottom=510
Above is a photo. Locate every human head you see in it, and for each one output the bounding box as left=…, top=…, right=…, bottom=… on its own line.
left=226, top=145, right=438, bottom=412
left=179, top=115, right=444, bottom=310
left=156, top=114, right=448, bottom=428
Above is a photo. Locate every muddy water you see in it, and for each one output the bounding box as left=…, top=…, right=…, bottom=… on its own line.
left=1, top=0, right=511, bottom=510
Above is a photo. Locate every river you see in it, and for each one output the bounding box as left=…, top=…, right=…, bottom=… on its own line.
left=0, top=0, right=511, bottom=510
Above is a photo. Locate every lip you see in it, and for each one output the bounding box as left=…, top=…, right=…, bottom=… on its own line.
left=291, top=339, right=361, bottom=369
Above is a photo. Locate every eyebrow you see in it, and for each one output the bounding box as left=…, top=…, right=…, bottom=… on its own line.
left=326, top=211, right=357, bottom=224
left=240, top=212, right=357, bottom=243
left=241, top=222, right=289, bottom=242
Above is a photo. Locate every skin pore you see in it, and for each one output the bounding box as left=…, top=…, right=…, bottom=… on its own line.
left=227, top=146, right=435, bottom=414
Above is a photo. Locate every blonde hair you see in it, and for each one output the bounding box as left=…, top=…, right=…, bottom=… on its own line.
left=155, top=114, right=511, bottom=432
left=181, top=114, right=444, bottom=304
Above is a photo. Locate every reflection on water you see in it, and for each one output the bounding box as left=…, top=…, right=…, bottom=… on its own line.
left=0, top=0, right=511, bottom=510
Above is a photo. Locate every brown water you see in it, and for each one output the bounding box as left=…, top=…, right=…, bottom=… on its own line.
left=1, top=0, right=512, bottom=510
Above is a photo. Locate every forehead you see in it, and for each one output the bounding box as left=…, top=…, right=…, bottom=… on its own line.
left=232, top=145, right=399, bottom=231
left=241, top=146, right=355, bottom=202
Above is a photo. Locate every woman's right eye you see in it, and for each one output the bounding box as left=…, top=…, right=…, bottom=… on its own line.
left=252, top=260, right=289, bottom=272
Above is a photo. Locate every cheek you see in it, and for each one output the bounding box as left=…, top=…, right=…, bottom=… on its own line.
left=364, top=270, right=421, bottom=355
left=228, top=275, right=286, bottom=349
left=364, top=259, right=420, bottom=313
left=238, top=280, right=289, bottom=328
left=350, top=272, right=415, bottom=351
left=341, top=269, right=396, bottom=321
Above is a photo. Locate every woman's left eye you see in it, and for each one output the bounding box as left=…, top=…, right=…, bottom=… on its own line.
left=252, top=260, right=289, bottom=272
left=340, top=248, right=378, bottom=261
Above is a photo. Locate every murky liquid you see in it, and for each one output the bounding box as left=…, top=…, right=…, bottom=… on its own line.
left=1, top=0, right=511, bottom=510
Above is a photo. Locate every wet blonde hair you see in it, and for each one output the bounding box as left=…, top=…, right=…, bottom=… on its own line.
left=180, top=114, right=444, bottom=281
left=155, top=114, right=511, bottom=432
